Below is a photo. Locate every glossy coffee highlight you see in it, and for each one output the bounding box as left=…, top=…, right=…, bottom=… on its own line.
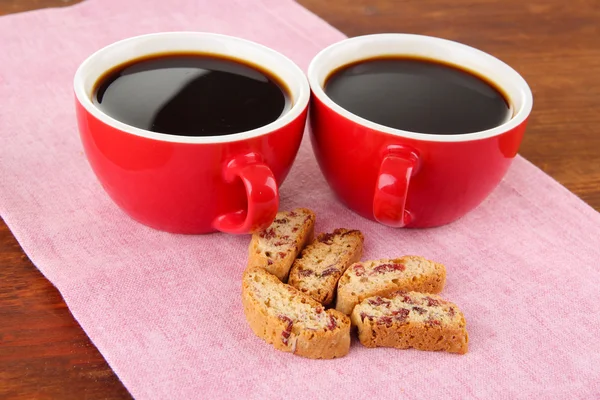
left=324, top=56, right=511, bottom=135
left=93, top=53, right=291, bottom=137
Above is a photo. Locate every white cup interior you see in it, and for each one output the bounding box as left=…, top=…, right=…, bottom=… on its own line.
left=307, top=34, right=533, bottom=142
left=74, top=32, right=310, bottom=144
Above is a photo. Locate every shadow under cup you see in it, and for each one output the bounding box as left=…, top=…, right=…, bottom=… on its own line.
left=308, top=34, right=533, bottom=228
left=74, top=32, right=310, bottom=234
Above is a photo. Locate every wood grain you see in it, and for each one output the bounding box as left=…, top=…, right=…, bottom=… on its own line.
left=1, top=0, right=599, bottom=398
left=0, top=220, right=133, bottom=400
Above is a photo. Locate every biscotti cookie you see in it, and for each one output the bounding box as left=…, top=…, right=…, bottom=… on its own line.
left=248, top=208, right=316, bottom=281
left=351, top=290, right=468, bottom=354
left=336, top=256, right=446, bottom=315
left=242, top=267, right=351, bottom=359
left=288, top=228, right=364, bottom=306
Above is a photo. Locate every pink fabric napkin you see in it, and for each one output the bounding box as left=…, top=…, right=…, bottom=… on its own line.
left=1, top=0, right=600, bottom=398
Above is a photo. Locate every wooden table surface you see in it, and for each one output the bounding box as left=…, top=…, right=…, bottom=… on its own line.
left=1, top=0, right=598, bottom=398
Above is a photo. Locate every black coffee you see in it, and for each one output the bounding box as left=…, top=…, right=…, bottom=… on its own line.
left=324, top=57, right=511, bottom=135
left=93, top=53, right=290, bottom=136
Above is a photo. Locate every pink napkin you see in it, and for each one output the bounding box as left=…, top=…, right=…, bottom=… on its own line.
left=1, top=0, right=600, bottom=398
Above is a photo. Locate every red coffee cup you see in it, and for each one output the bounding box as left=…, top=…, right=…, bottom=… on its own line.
left=74, top=32, right=309, bottom=234
left=308, top=34, right=533, bottom=228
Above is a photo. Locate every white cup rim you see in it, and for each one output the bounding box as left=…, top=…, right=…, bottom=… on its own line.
left=74, top=32, right=310, bottom=144
left=307, top=33, right=533, bottom=143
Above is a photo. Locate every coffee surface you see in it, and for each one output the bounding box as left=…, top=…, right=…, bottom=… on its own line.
left=93, top=53, right=290, bottom=136
left=324, top=57, right=511, bottom=135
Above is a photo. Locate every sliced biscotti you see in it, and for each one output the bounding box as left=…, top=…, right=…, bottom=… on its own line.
left=351, top=290, right=468, bottom=354
left=288, top=229, right=364, bottom=306
left=336, top=256, right=446, bottom=315
left=248, top=208, right=316, bottom=281
left=242, top=267, right=351, bottom=359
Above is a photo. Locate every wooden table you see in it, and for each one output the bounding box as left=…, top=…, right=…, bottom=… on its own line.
left=1, top=0, right=598, bottom=398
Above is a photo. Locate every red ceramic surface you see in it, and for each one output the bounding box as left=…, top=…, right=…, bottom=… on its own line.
left=74, top=32, right=310, bottom=234
left=308, top=34, right=533, bottom=228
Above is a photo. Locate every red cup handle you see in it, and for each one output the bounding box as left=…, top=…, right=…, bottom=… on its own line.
left=213, top=153, right=279, bottom=234
left=373, top=146, right=419, bottom=228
